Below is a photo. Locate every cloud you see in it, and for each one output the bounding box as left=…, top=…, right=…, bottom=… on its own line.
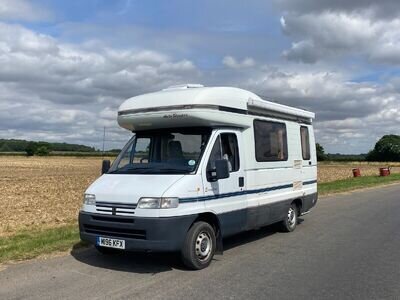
left=0, top=0, right=52, bottom=22
left=1, top=18, right=398, bottom=153
left=0, top=22, right=200, bottom=149
left=222, top=56, right=255, bottom=69
left=278, top=2, right=400, bottom=65
left=1, top=1, right=399, bottom=154
left=221, top=65, right=400, bottom=153
left=276, top=0, right=400, bottom=20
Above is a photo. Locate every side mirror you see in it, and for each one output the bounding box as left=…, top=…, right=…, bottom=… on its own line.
left=102, top=159, right=111, bottom=174
left=215, top=159, right=230, bottom=180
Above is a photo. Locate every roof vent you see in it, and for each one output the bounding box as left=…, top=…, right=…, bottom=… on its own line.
left=162, top=84, right=204, bottom=91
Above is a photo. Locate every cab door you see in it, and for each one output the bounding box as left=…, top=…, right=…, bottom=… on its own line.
left=202, top=130, right=246, bottom=237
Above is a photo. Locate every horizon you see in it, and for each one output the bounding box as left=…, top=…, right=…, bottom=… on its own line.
left=1, top=1, right=400, bottom=154
left=0, top=137, right=374, bottom=155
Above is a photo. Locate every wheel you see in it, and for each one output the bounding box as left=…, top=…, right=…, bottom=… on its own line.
left=95, top=245, right=120, bottom=255
left=280, top=203, right=298, bottom=232
left=181, top=221, right=216, bottom=270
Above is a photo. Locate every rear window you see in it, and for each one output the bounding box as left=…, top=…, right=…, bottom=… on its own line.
left=254, top=120, right=288, bottom=162
left=300, top=126, right=311, bottom=160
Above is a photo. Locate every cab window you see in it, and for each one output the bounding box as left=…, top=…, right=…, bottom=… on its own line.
left=207, top=133, right=239, bottom=180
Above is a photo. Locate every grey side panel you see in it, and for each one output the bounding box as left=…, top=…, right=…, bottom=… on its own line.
left=301, top=192, right=318, bottom=213
left=218, top=192, right=318, bottom=235
left=218, top=209, right=247, bottom=238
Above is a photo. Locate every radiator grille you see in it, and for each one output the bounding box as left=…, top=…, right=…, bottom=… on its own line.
left=95, top=201, right=136, bottom=216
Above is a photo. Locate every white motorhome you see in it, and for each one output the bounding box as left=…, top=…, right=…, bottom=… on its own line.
left=79, top=85, right=317, bottom=269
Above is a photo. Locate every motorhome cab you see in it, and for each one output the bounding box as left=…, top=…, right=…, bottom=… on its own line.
left=79, top=84, right=317, bottom=269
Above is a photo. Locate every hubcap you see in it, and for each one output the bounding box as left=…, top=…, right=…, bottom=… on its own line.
left=288, top=207, right=296, bottom=228
left=195, top=231, right=212, bottom=261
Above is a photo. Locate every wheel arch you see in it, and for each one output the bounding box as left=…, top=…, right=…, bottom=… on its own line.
left=192, top=212, right=223, bottom=254
left=291, top=198, right=303, bottom=215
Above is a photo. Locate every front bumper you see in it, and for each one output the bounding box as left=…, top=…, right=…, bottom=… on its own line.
left=79, top=211, right=197, bottom=252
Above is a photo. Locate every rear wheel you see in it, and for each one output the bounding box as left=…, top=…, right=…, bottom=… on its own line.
left=181, top=221, right=216, bottom=270
left=280, top=203, right=298, bottom=232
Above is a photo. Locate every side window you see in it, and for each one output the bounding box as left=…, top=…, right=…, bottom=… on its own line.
left=207, top=135, right=222, bottom=173
left=221, top=133, right=239, bottom=172
left=254, top=120, right=288, bottom=162
left=207, top=133, right=240, bottom=177
left=300, top=126, right=311, bottom=160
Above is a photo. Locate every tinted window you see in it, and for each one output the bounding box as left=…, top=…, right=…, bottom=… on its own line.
left=300, top=126, right=311, bottom=160
left=254, top=120, right=288, bottom=162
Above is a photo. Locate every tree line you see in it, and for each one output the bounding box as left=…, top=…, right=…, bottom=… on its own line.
left=317, top=135, right=400, bottom=162
left=0, top=139, right=96, bottom=156
left=2, top=134, right=399, bottom=161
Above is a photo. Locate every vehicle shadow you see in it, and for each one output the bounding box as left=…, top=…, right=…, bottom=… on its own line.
left=222, top=218, right=304, bottom=251
left=71, top=218, right=304, bottom=273
left=70, top=245, right=183, bottom=274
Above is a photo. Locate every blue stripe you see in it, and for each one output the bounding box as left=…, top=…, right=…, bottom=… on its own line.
left=303, top=180, right=317, bottom=185
left=179, top=180, right=317, bottom=203
left=179, top=182, right=294, bottom=203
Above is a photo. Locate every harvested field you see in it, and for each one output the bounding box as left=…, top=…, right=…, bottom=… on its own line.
left=318, top=161, right=400, bottom=183
left=1, top=156, right=400, bottom=236
left=0, top=156, right=112, bottom=236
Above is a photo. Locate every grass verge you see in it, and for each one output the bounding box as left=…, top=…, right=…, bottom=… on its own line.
left=319, top=173, right=400, bottom=195
left=0, top=224, right=84, bottom=264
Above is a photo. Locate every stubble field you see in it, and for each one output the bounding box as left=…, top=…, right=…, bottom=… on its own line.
left=1, top=156, right=400, bottom=237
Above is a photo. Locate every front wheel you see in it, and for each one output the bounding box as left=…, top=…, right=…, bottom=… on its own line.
left=280, top=203, right=298, bottom=232
left=181, top=221, right=216, bottom=270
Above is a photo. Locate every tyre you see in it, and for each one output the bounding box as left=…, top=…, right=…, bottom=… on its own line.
left=95, top=245, right=120, bottom=255
left=280, top=203, right=298, bottom=232
left=181, top=221, right=216, bottom=270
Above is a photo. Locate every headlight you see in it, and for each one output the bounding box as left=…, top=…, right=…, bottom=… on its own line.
left=160, top=197, right=179, bottom=209
left=137, top=197, right=179, bottom=209
left=83, top=194, right=96, bottom=205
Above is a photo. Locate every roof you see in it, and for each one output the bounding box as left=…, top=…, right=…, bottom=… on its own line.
left=118, top=85, right=315, bottom=120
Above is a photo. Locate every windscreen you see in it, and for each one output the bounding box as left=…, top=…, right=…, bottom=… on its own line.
left=109, top=128, right=211, bottom=174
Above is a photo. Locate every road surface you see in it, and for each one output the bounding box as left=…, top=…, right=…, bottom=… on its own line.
left=1, top=184, right=400, bottom=300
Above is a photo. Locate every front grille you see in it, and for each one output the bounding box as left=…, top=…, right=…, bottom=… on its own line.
left=95, top=201, right=136, bottom=216
left=83, top=224, right=146, bottom=239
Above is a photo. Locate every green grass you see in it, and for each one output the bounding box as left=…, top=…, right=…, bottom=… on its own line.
left=319, top=173, right=400, bottom=195
left=0, top=224, right=84, bottom=264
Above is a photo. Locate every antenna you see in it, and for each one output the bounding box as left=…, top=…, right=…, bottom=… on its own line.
left=102, top=126, right=106, bottom=155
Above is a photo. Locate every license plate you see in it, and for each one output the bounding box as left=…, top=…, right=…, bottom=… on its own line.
left=96, top=237, right=125, bottom=249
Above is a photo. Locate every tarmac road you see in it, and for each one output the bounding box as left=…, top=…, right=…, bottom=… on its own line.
left=1, top=184, right=400, bottom=300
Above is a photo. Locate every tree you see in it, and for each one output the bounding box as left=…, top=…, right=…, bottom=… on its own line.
left=316, top=143, right=326, bottom=161
left=25, top=142, right=36, bottom=156
left=35, top=145, right=50, bottom=156
left=366, top=135, right=400, bottom=162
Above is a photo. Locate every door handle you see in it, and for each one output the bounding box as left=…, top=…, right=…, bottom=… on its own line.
left=239, top=177, right=244, bottom=187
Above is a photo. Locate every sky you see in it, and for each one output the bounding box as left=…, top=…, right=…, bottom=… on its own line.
left=0, top=0, right=399, bottom=154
